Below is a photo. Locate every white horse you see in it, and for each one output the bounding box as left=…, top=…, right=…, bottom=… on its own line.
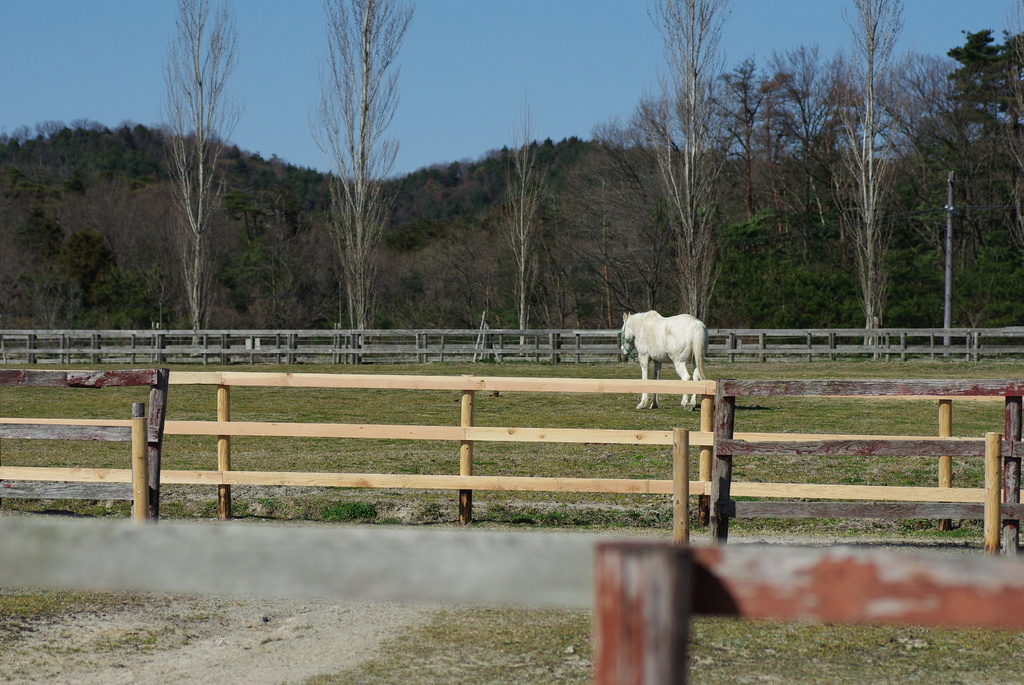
left=620, top=310, right=708, bottom=410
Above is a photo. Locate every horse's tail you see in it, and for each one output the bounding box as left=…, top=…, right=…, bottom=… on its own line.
left=692, top=321, right=709, bottom=382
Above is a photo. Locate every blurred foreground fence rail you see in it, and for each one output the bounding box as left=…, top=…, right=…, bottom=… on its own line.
left=0, top=326, right=1019, bottom=364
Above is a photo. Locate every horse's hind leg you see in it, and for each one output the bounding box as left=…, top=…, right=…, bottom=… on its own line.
left=673, top=358, right=696, bottom=410
left=650, top=361, right=661, bottom=409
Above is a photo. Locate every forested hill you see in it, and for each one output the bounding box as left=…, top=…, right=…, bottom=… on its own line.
left=0, top=123, right=596, bottom=328
left=2, top=29, right=1024, bottom=330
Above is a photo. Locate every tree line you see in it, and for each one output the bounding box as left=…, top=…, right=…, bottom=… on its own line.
left=2, top=3, right=1024, bottom=332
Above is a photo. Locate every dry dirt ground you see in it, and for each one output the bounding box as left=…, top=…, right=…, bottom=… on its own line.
left=0, top=592, right=439, bottom=685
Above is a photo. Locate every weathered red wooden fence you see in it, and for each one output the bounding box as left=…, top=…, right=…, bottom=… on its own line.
left=594, top=539, right=1024, bottom=683
left=709, top=379, right=1024, bottom=554
left=0, top=369, right=170, bottom=519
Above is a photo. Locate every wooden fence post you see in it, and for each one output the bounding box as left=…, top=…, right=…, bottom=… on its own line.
left=131, top=402, right=149, bottom=523
left=594, top=542, right=692, bottom=685
left=985, top=432, right=1002, bottom=555
left=1003, top=396, right=1021, bottom=555
left=459, top=388, right=475, bottom=525
left=710, top=387, right=735, bottom=545
left=697, top=395, right=713, bottom=527
left=146, top=368, right=169, bottom=521
left=218, top=384, right=232, bottom=520
left=938, top=399, right=953, bottom=531
left=673, top=428, right=690, bottom=545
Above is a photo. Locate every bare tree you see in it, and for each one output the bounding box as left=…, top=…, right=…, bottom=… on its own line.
left=1007, top=2, right=1024, bottom=257
left=840, top=0, right=903, bottom=329
left=770, top=46, right=844, bottom=230
left=163, top=0, right=240, bottom=330
left=313, top=0, right=413, bottom=329
left=503, top=104, right=546, bottom=330
left=889, top=51, right=962, bottom=252
left=591, top=117, right=676, bottom=315
left=720, top=57, right=768, bottom=220
left=645, top=0, right=729, bottom=321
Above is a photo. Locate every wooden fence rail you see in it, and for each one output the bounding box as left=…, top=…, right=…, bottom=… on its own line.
left=4, top=520, right=1024, bottom=683
left=1, top=326, right=1023, bottom=364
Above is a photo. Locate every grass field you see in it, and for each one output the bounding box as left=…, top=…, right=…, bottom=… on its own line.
left=3, top=358, right=1024, bottom=682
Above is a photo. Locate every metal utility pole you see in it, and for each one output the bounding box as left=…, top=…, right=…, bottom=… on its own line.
left=943, top=171, right=954, bottom=348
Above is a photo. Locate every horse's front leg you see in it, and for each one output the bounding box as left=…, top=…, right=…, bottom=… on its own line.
left=649, top=361, right=662, bottom=409
left=637, top=355, right=655, bottom=409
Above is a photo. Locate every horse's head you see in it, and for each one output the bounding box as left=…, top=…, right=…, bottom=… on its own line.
left=620, top=313, right=636, bottom=357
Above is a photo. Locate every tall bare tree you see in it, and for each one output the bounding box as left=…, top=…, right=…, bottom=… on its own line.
left=645, top=0, right=729, bottom=321
left=164, top=0, right=240, bottom=330
left=840, top=0, right=903, bottom=329
left=313, top=0, right=413, bottom=329
left=720, top=57, right=768, bottom=220
left=1007, top=2, right=1024, bottom=257
left=592, top=117, right=676, bottom=314
left=503, top=104, right=546, bottom=330
left=770, top=45, right=844, bottom=231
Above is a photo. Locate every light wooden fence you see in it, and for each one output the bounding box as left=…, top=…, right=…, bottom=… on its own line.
left=1, top=326, right=1022, bottom=364
left=0, top=371, right=1016, bottom=552
left=4, top=520, right=1024, bottom=683
left=160, top=372, right=715, bottom=531
left=156, top=372, right=1013, bottom=551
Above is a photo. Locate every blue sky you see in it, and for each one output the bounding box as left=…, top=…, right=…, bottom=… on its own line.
left=0, top=1, right=1013, bottom=176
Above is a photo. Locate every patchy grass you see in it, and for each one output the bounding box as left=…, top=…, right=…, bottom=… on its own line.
left=307, top=607, right=593, bottom=685
left=322, top=501, right=378, bottom=522
left=0, top=590, right=153, bottom=651
left=685, top=617, right=1024, bottom=684
left=302, top=609, right=1024, bottom=685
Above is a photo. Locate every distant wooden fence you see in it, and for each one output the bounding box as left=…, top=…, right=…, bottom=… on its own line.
left=4, top=520, right=1024, bottom=683
left=0, top=326, right=1021, bottom=364
left=0, top=369, right=169, bottom=520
